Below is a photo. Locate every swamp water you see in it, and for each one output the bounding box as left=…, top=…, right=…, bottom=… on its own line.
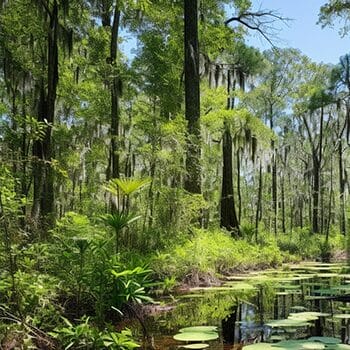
left=137, top=262, right=350, bottom=349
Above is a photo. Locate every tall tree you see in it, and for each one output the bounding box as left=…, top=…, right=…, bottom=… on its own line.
left=184, top=0, right=201, bottom=194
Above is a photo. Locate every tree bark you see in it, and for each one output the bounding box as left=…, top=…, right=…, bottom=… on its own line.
left=255, top=161, right=263, bottom=242
left=339, top=139, right=346, bottom=235
left=220, top=123, right=240, bottom=236
left=31, top=0, right=58, bottom=228
left=237, top=149, right=242, bottom=222
left=281, top=174, right=286, bottom=233
left=269, top=108, right=278, bottom=237
left=184, top=0, right=201, bottom=194
left=312, top=156, right=320, bottom=234
left=110, top=4, right=121, bottom=179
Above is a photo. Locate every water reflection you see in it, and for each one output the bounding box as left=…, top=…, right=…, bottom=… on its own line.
left=141, top=263, right=350, bottom=349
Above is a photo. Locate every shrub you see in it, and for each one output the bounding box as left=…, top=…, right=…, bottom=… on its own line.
left=49, top=317, right=139, bottom=349
left=151, top=229, right=286, bottom=280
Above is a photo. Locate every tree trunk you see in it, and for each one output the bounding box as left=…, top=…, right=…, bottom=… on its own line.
left=20, top=77, right=28, bottom=228
left=269, top=107, right=277, bottom=236
left=237, top=149, right=242, bottom=222
left=339, top=139, right=346, bottom=235
left=255, top=161, right=263, bottom=242
left=110, top=5, right=121, bottom=179
left=31, top=0, right=58, bottom=228
left=281, top=174, right=286, bottom=233
left=184, top=0, right=201, bottom=194
left=311, top=106, right=324, bottom=234
left=326, top=157, right=334, bottom=241
left=42, top=0, right=58, bottom=223
left=220, top=123, right=240, bottom=236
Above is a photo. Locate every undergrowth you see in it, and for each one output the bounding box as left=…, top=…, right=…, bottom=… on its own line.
left=151, top=228, right=345, bottom=282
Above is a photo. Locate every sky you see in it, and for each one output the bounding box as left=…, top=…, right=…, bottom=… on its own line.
left=245, top=0, right=348, bottom=64
left=121, top=1, right=349, bottom=65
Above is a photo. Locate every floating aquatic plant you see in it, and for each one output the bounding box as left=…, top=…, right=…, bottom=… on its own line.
left=173, top=331, right=218, bottom=342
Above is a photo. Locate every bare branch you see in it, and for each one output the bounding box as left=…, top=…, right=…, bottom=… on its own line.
left=225, top=10, right=290, bottom=48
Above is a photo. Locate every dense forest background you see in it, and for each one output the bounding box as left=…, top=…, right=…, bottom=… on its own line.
left=1, top=0, right=350, bottom=348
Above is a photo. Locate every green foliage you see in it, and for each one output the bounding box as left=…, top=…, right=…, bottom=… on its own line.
left=151, top=229, right=285, bottom=280
left=51, top=212, right=153, bottom=322
left=318, top=0, right=350, bottom=36
left=0, top=271, right=61, bottom=329
left=1, top=0, right=350, bottom=347
left=50, top=317, right=139, bottom=349
left=104, top=178, right=151, bottom=197
left=277, top=228, right=344, bottom=260
left=102, top=212, right=141, bottom=232
left=110, top=265, right=153, bottom=308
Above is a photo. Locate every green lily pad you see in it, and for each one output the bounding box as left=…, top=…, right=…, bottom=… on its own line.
left=338, top=306, right=350, bottom=311
left=180, top=344, right=209, bottom=349
left=301, top=342, right=325, bottom=349
left=304, top=296, right=329, bottom=301
left=173, top=332, right=218, bottom=342
left=334, top=314, right=350, bottom=319
left=272, top=340, right=310, bottom=348
left=289, top=312, right=330, bottom=318
left=225, top=275, right=250, bottom=281
left=316, top=273, right=340, bottom=278
left=179, top=326, right=218, bottom=333
left=314, top=288, right=339, bottom=295
left=334, top=285, right=350, bottom=291
left=269, top=335, right=287, bottom=342
left=266, top=318, right=311, bottom=328
left=335, top=345, right=350, bottom=349
left=308, top=337, right=341, bottom=344
left=244, top=343, right=275, bottom=349
left=288, top=315, right=318, bottom=321
left=222, top=282, right=257, bottom=290
left=284, top=328, right=298, bottom=333
left=290, top=306, right=307, bottom=311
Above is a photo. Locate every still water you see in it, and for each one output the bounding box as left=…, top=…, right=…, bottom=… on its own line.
left=137, top=262, right=350, bottom=349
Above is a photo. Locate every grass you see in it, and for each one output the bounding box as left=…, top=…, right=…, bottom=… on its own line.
left=151, top=228, right=346, bottom=283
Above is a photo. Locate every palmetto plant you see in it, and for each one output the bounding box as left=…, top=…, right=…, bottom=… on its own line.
left=104, top=178, right=151, bottom=196
left=103, top=178, right=151, bottom=212
left=100, top=212, right=141, bottom=254
left=102, top=177, right=150, bottom=251
left=110, top=266, right=153, bottom=308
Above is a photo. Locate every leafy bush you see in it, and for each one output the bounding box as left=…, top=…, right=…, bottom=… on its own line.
left=277, top=227, right=345, bottom=260
left=50, top=212, right=154, bottom=323
left=151, top=229, right=286, bottom=280
left=49, top=317, right=139, bottom=349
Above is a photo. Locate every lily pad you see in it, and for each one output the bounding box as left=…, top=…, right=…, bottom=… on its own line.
left=222, top=282, right=257, bottom=290
left=316, top=273, right=340, bottom=278
left=308, top=336, right=341, bottom=344
left=244, top=343, right=275, bottom=349
left=335, top=345, right=350, bottom=349
left=289, top=312, right=330, bottom=318
left=173, top=332, right=218, bottom=342
left=272, top=340, right=311, bottom=349
left=290, top=306, right=307, bottom=311
left=179, top=326, right=218, bottom=333
left=269, top=335, right=287, bottom=342
left=266, top=318, right=311, bottom=328
left=301, top=342, right=325, bottom=349
left=180, top=344, right=209, bottom=349
left=334, top=314, right=350, bottom=319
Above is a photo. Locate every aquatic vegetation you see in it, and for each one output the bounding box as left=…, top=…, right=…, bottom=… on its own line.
left=179, top=326, right=218, bottom=333
left=173, top=331, right=219, bottom=341
left=181, top=344, right=210, bottom=349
